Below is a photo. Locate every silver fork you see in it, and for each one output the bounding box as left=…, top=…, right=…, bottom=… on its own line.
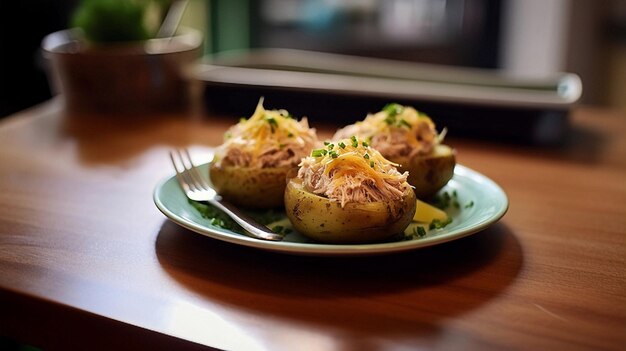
left=169, top=149, right=283, bottom=241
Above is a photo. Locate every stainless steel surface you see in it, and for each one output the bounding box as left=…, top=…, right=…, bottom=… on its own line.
left=192, top=48, right=582, bottom=108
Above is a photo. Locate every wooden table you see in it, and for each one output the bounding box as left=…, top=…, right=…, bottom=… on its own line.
left=0, top=99, right=625, bottom=350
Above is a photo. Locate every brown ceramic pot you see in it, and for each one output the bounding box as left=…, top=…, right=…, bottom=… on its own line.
left=42, top=27, right=202, bottom=114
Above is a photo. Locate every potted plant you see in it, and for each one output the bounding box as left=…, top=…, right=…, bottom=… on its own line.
left=42, top=0, right=202, bottom=114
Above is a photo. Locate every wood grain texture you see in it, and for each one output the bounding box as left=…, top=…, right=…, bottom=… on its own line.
left=0, top=100, right=625, bottom=350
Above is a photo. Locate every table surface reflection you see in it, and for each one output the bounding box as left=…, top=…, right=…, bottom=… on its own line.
left=0, top=100, right=624, bottom=350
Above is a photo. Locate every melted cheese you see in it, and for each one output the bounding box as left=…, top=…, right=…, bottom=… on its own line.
left=231, top=98, right=310, bottom=156
left=332, top=104, right=442, bottom=158
left=217, top=98, right=318, bottom=168
left=300, top=137, right=408, bottom=203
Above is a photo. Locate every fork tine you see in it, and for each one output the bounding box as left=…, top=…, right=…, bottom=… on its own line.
left=182, top=148, right=212, bottom=190
left=169, top=151, right=192, bottom=193
left=175, top=149, right=201, bottom=192
left=169, top=151, right=180, bottom=172
left=169, top=149, right=283, bottom=241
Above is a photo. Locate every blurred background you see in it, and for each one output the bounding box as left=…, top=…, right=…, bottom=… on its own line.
left=1, top=0, right=625, bottom=118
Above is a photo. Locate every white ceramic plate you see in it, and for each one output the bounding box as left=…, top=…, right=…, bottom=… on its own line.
left=153, top=164, right=508, bottom=256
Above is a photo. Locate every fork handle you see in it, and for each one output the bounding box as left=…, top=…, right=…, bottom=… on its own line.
left=209, top=199, right=284, bottom=241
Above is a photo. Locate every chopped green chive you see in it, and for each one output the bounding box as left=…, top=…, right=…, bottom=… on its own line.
left=370, top=161, right=375, bottom=168
left=429, top=217, right=453, bottom=230
left=383, top=103, right=404, bottom=117
left=190, top=199, right=240, bottom=230
left=327, top=143, right=334, bottom=150
left=399, top=119, right=412, bottom=128
left=338, top=142, right=346, bottom=149
left=330, top=151, right=338, bottom=158
left=210, top=218, right=224, bottom=227
left=363, top=153, right=370, bottom=160
left=362, top=141, right=369, bottom=147
left=311, top=149, right=325, bottom=157
left=464, top=201, right=474, bottom=209
left=323, top=141, right=330, bottom=146
left=415, top=226, right=427, bottom=237
left=351, top=136, right=358, bottom=147
left=266, top=116, right=278, bottom=133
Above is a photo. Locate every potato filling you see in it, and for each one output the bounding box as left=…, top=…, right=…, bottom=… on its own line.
left=297, top=136, right=412, bottom=207
left=215, top=98, right=319, bottom=168
left=333, top=103, right=444, bottom=159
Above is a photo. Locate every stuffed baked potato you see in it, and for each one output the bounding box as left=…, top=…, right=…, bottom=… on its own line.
left=285, top=137, right=416, bottom=243
left=210, top=99, right=319, bottom=209
left=334, top=103, right=455, bottom=199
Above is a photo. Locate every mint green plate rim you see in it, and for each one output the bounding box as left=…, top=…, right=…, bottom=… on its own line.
left=153, top=164, right=508, bottom=256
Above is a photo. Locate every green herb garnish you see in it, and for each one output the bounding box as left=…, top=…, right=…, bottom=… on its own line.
left=189, top=200, right=240, bottom=231
left=384, top=115, right=396, bottom=125
left=190, top=201, right=289, bottom=236
left=363, top=153, right=370, bottom=160
left=338, top=142, right=346, bottom=149
left=266, top=116, right=278, bottom=133
left=311, top=149, right=325, bottom=157
left=429, top=217, right=453, bottom=230
left=383, top=103, right=404, bottom=117
left=465, top=201, right=474, bottom=209
left=415, top=226, right=427, bottom=237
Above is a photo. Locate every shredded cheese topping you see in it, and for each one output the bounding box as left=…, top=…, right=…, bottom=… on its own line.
left=333, top=103, right=444, bottom=159
left=297, top=136, right=411, bottom=207
left=215, top=98, right=319, bottom=168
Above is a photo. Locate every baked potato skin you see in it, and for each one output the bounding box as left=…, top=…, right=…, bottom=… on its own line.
left=284, top=179, right=416, bottom=244
left=209, top=163, right=291, bottom=209
left=390, top=144, right=456, bottom=199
